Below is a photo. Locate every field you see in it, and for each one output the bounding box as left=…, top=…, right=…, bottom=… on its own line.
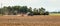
left=0, top=15, right=60, bottom=26
left=50, top=13, right=60, bottom=16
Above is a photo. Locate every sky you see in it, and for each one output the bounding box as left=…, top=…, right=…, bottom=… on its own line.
left=0, top=0, right=60, bottom=12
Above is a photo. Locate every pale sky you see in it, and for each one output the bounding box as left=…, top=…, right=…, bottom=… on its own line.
left=0, top=0, right=60, bottom=12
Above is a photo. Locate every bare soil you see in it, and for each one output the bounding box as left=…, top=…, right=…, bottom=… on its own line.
left=0, top=15, right=60, bottom=26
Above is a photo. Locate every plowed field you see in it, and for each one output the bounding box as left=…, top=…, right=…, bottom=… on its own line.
left=0, top=15, right=60, bottom=26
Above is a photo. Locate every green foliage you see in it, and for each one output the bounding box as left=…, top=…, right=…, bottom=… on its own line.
left=0, top=9, right=2, bottom=14
left=28, top=7, right=32, bottom=13
left=12, top=6, right=20, bottom=14
left=0, top=6, right=49, bottom=15
left=33, top=8, right=39, bottom=15
left=39, top=7, right=45, bottom=15
left=19, top=6, right=28, bottom=13
left=44, top=11, right=49, bottom=15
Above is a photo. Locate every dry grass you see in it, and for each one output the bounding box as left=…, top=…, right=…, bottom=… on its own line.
left=0, top=15, right=60, bottom=26
left=50, top=13, right=60, bottom=16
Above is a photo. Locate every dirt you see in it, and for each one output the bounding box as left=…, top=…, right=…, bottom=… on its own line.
left=0, top=15, right=60, bottom=26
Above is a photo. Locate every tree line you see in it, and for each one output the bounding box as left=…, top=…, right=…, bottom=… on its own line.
left=0, top=6, right=49, bottom=15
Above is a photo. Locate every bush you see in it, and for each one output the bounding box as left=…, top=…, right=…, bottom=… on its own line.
left=43, top=11, right=49, bottom=15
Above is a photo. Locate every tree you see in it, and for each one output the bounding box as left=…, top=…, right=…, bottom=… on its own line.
left=33, top=8, right=39, bottom=15
left=7, top=6, right=13, bottom=15
left=44, top=11, right=49, bottom=15
left=19, top=6, right=28, bottom=14
left=12, top=6, right=20, bottom=11
left=2, top=6, right=8, bottom=15
left=12, top=6, right=20, bottom=14
left=0, top=9, right=2, bottom=14
left=39, top=7, right=45, bottom=15
left=0, top=6, right=49, bottom=15
left=28, top=7, right=32, bottom=13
